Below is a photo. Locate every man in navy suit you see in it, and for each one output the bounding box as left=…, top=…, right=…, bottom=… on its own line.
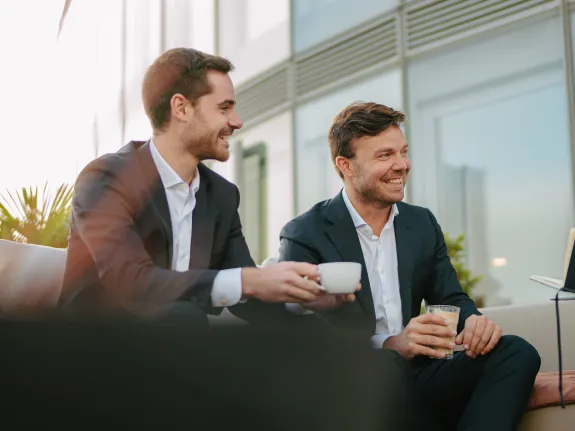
left=279, top=102, right=540, bottom=430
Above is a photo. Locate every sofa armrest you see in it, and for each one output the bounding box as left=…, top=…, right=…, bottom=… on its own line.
left=480, top=301, right=575, bottom=372
left=0, top=240, right=66, bottom=314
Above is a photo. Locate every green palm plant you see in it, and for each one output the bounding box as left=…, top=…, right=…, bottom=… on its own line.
left=0, top=183, right=74, bottom=248
left=444, top=233, right=483, bottom=297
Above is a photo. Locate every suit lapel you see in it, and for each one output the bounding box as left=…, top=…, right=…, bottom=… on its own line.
left=394, top=204, right=415, bottom=327
left=132, top=141, right=173, bottom=265
left=325, top=193, right=375, bottom=315
left=189, top=164, right=215, bottom=270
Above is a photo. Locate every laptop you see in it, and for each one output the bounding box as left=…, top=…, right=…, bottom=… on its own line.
left=530, top=228, right=575, bottom=295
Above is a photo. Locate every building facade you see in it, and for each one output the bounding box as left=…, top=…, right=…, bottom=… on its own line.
left=59, top=0, right=575, bottom=307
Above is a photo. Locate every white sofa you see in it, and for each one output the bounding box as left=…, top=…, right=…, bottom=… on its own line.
left=481, top=303, right=575, bottom=430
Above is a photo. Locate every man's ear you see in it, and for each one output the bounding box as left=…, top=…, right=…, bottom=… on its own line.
left=170, top=94, right=191, bottom=122
left=335, top=156, right=353, bottom=179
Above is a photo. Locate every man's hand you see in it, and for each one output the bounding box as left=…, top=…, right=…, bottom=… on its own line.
left=299, top=283, right=360, bottom=312
left=383, top=314, right=456, bottom=360
left=241, top=262, right=323, bottom=303
left=455, top=315, right=501, bottom=358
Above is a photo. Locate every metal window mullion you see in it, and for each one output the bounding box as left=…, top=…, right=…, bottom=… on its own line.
left=398, top=2, right=413, bottom=204
left=289, top=0, right=299, bottom=216
left=560, top=0, right=575, bottom=214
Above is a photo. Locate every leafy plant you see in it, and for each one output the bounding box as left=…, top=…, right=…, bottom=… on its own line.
left=421, top=233, right=483, bottom=314
left=0, top=183, right=73, bottom=248
left=444, top=232, right=483, bottom=297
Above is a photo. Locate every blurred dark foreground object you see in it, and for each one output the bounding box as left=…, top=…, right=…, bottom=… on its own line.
left=0, top=316, right=412, bottom=430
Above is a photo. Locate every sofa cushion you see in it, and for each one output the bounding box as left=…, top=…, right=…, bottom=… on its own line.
left=481, top=303, right=575, bottom=372
left=520, top=403, right=575, bottom=431
left=0, top=240, right=66, bottom=314
left=528, top=371, right=575, bottom=410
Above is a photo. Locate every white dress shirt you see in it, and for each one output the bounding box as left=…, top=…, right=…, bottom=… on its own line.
left=150, top=140, right=242, bottom=307
left=341, top=189, right=404, bottom=348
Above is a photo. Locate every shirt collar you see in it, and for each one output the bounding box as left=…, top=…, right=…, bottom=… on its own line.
left=341, top=188, right=399, bottom=229
left=150, top=138, right=200, bottom=193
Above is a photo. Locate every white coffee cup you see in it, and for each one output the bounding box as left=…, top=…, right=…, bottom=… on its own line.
left=318, top=262, right=362, bottom=294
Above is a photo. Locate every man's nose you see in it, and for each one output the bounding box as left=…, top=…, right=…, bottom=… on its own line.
left=393, top=155, right=409, bottom=172
left=229, top=111, right=243, bottom=130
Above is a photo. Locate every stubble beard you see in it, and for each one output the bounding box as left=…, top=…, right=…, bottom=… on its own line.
left=354, top=172, right=402, bottom=209
left=186, top=117, right=225, bottom=162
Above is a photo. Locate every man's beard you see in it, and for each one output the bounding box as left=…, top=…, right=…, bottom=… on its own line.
left=353, top=171, right=403, bottom=208
left=356, top=180, right=391, bottom=208
left=188, top=127, right=229, bottom=162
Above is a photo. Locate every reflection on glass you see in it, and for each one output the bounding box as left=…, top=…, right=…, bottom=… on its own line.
left=292, top=0, right=398, bottom=52
left=408, top=16, right=571, bottom=306
left=437, top=83, right=574, bottom=306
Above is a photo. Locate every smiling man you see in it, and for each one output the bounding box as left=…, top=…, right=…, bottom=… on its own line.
left=61, top=48, right=323, bottom=324
left=279, top=102, right=541, bottom=430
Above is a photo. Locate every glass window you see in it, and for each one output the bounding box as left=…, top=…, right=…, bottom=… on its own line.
left=292, top=0, right=399, bottom=53
left=295, top=69, right=403, bottom=214
left=218, top=0, right=290, bottom=85
left=239, top=144, right=268, bottom=264
left=408, top=15, right=574, bottom=307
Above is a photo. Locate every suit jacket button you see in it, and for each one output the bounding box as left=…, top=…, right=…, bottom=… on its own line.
left=190, top=297, right=198, bottom=303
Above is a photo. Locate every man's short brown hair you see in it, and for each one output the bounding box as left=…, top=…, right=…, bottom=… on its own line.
left=142, top=48, right=234, bottom=131
left=328, top=102, right=406, bottom=178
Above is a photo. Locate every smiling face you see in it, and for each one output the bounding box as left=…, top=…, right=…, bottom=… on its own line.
left=336, top=125, right=410, bottom=206
left=330, top=102, right=408, bottom=207
left=179, top=70, right=242, bottom=162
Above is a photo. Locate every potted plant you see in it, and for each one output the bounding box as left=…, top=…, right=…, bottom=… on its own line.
left=421, top=232, right=484, bottom=313
left=444, top=232, right=483, bottom=304
left=0, top=183, right=73, bottom=248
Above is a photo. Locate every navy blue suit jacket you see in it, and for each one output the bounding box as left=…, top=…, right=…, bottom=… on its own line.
left=279, top=191, right=480, bottom=335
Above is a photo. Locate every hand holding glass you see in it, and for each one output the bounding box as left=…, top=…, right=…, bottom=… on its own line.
left=424, top=305, right=460, bottom=359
